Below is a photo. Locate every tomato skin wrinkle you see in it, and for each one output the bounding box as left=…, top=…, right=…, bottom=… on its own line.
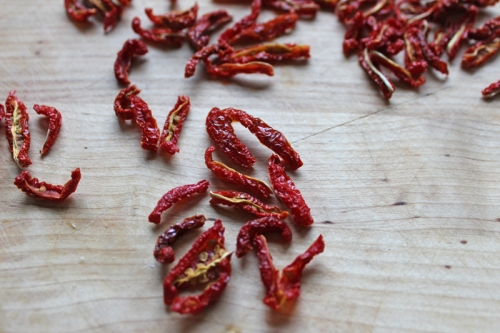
left=148, top=180, right=210, bottom=224
left=188, top=10, right=232, bottom=50
left=14, top=168, right=81, bottom=202
left=33, top=104, right=62, bottom=156
left=5, top=90, right=31, bottom=168
left=268, top=154, right=313, bottom=226
left=159, top=95, right=190, bottom=155
left=154, top=215, right=206, bottom=264
left=114, top=85, right=141, bottom=121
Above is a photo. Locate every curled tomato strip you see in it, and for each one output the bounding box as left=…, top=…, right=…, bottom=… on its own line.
left=236, top=216, right=292, bottom=258
left=129, top=95, right=160, bottom=152
left=145, top=4, right=198, bottom=31
left=149, top=180, right=210, bottom=224
left=163, top=220, right=232, bottom=315
left=227, top=13, right=298, bottom=45
left=33, top=104, right=62, bottom=156
left=89, top=0, right=125, bottom=33
left=205, top=146, right=273, bottom=198
left=14, top=168, right=81, bottom=202
left=268, top=154, right=313, bottom=226
left=209, top=190, right=288, bottom=219
left=154, top=215, right=206, bottom=264
left=132, top=17, right=184, bottom=47
left=482, top=79, right=500, bottom=98
left=225, top=43, right=310, bottom=64
left=5, top=90, right=31, bottom=168
left=263, top=0, right=320, bottom=19
left=218, top=0, right=262, bottom=44
left=160, top=95, right=190, bottom=155
left=113, top=85, right=141, bottom=120
left=358, top=47, right=395, bottom=99
left=188, top=10, right=232, bottom=50
left=253, top=234, right=324, bottom=310
left=65, top=0, right=97, bottom=22
left=114, top=39, right=148, bottom=86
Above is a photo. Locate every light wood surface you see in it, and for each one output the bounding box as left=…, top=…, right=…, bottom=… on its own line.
left=1, top=1, right=500, bottom=332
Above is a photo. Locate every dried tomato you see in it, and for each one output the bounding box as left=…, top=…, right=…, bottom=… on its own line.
left=468, top=16, right=500, bottom=40
left=33, top=104, right=62, bottom=156
left=154, top=215, right=206, bottom=264
left=160, top=95, right=190, bottom=155
left=209, top=190, right=289, bottom=219
left=132, top=17, right=184, bottom=47
left=253, top=234, right=324, bottom=310
left=462, top=31, right=500, bottom=68
left=149, top=180, right=210, bottom=224
left=263, top=0, right=319, bottom=19
left=5, top=90, right=31, bottom=168
left=205, top=61, right=274, bottom=78
left=404, top=27, right=427, bottom=76
left=128, top=94, right=160, bottom=152
left=14, top=168, right=81, bottom=202
left=0, top=104, right=4, bottom=123
left=205, top=107, right=256, bottom=168
left=227, top=13, right=299, bottom=45
left=445, top=6, right=478, bottom=61
left=236, top=216, right=292, bottom=258
left=370, top=50, right=425, bottom=87
left=188, top=10, right=232, bottom=50
left=482, top=79, right=500, bottom=98
left=65, top=0, right=97, bottom=22
left=205, top=146, right=273, bottom=198
left=89, top=0, right=125, bottom=33
left=218, top=0, right=262, bottom=44
left=113, top=85, right=140, bottom=121
left=163, top=220, right=232, bottom=314
left=268, top=154, right=313, bottom=226
left=358, top=48, right=395, bottom=99
left=223, top=43, right=310, bottom=64
left=185, top=44, right=222, bottom=78
left=145, top=4, right=198, bottom=31
left=206, top=108, right=303, bottom=170
left=417, top=27, right=449, bottom=75
left=343, top=11, right=364, bottom=54
left=114, top=39, right=148, bottom=86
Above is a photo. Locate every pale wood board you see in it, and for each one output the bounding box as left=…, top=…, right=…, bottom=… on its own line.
left=1, top=1, right=500, bottom=332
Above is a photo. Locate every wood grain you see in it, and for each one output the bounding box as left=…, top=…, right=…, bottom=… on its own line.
left=1, top=1, right=500, bottom=332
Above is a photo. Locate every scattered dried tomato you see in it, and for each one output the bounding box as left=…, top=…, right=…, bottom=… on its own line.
left=343, top=11, right=364, bottom=54
left=224, top=43, right=310, bottom=64
left=163, top=219, right=232, bottom=314
left=160, top=95, right=190, bottom=155
left=114, top=39, right=148, bottom=86
left=33, top=104, right=62, bottom=156
left=268, top=154, right=313, bottom=226
left=481, top=79, right=500, bottom=98
left=210, top=190, right=288, bottom=220
left=404, top=27, right=427, bottom=76
left=205, top=146, right=273, bottom=198
left=358, top=48, right=395, bottom=99
left=129, top=94, right=160, bottom=152
left=236, top=216, right=292, bottom=258
left=5, top=91, right=31, bottom=168
left=185, top=44, right=222, bottom=78
left=145, top=4, right=198, bottom=31
left=89, top=0, right=124, bottom=33
left=417, top=26, right=449, bottom=75
left=445, top=6, right=478, bottom=61
left=218, top=0, right=262, bottom=45
left=227, top=13, right=299, bottom=45
left=205, top=61, right=274, bottom=78
left=14, top=168, right=81, bottom=202
left=188, top=10, right=232, bottom=50
left=205, top=107, right=256, bottom=168
left=154, top=215, right=206, bottom=264
left=132, top=17, right=184, bottom=47
left=253, top=234, right=324, bottom=310
left=462, top=31, right=500, bottom=68
left=370, top=50, right=425, bottom=87
left=149, top=180, right=210, bottom=224
left=263, top=0, right=319, bottom=19
left=468, top=15, right=500, bottom=40
left=114, top=85, right=140, bottom=121
left=65, top=0, right=97, bottom=22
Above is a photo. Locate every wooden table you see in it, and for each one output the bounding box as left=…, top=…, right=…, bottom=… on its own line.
left=1, top=1, right=500, bottom=332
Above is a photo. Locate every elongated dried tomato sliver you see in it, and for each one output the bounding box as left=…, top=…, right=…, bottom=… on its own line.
left=114, top=85, right=140, bottom=120
left=185, top=44, right=220, bottom=78
left=263, top=0, right=319, bottom=19
left=446, top=6, right=477, bottom=61
left=154, top=215, right=206, bottom=264
left=33, top=104, right=62, bottom=156
left=163, top=220, right=232, bottom=314
left=370, top=50, right=425, bottom=87
left=206, top=107, right=256, bottom=168
left=149, top=180, right=210, bottom=224
left=236, top=216, right=292, bottom=258
left=65, top=0, right=97, bottom=22
left=205, top=147, right=273, bottom=198
left=5, top=91, right=31, bottom=168
left=403, top=27, right=427, bottom=76
left=482, top=79, right=500, bottom=98
left=219, top=0, right=262, bottom=44
left=268, top=154, right=313, bottom=226
left=358, top=48, right=394, bottom=99
left=462, top=31, right=500, bottom=69
left=145, top=4, right=198, bottom=31
left=132, top=17, right=184, bottom=47
left=14, top=168, right=81, bottom=202
left=188, top=10, right=232, bottom=50
left=253, top=234, right=324, bottom=310
left=89, top=0, right=124, bottom=33
left=210, top=190, right=288, bottom=219
left=205, top=61, right=274, bottom=78
left=114, top=39, right=148, bottom=86
left=129, top=94, right=160, bottom=152
left=225, top=43, right=310, bottom=64
left=228, top=12, right=298, bottom=45
left=417, top=28, right=448, bottom=75
left=343, top=11, right=364, bottom=54
left=160, top=95, right=190, bottom=155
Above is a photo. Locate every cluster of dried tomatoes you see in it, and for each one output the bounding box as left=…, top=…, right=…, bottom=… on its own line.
left=0, top=91, right=81, bottom=202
